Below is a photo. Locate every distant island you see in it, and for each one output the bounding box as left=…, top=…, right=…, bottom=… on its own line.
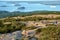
left=0, top=11, right=60, bottom=18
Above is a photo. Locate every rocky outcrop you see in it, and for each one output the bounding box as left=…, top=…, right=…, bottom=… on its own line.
left=0, top=31, right=22, bottom=40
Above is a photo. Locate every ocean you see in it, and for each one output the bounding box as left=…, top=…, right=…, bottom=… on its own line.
left=0, top=1, right=60, bottom=12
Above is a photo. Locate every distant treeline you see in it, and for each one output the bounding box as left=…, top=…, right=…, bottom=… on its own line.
left=0, top=11, right=60, bottom=18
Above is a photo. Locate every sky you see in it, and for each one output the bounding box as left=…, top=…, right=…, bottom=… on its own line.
left=0, top=0, right=60, bottom=1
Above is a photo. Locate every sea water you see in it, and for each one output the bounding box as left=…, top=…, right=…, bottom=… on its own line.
left=0, top=1, right=60, bottom=12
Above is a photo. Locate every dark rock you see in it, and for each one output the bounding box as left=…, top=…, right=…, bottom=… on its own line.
left=17, top=7, right=25, bottom=10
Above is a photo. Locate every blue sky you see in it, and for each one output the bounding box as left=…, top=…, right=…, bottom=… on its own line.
left=0, top=0, right=59, bottom=1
